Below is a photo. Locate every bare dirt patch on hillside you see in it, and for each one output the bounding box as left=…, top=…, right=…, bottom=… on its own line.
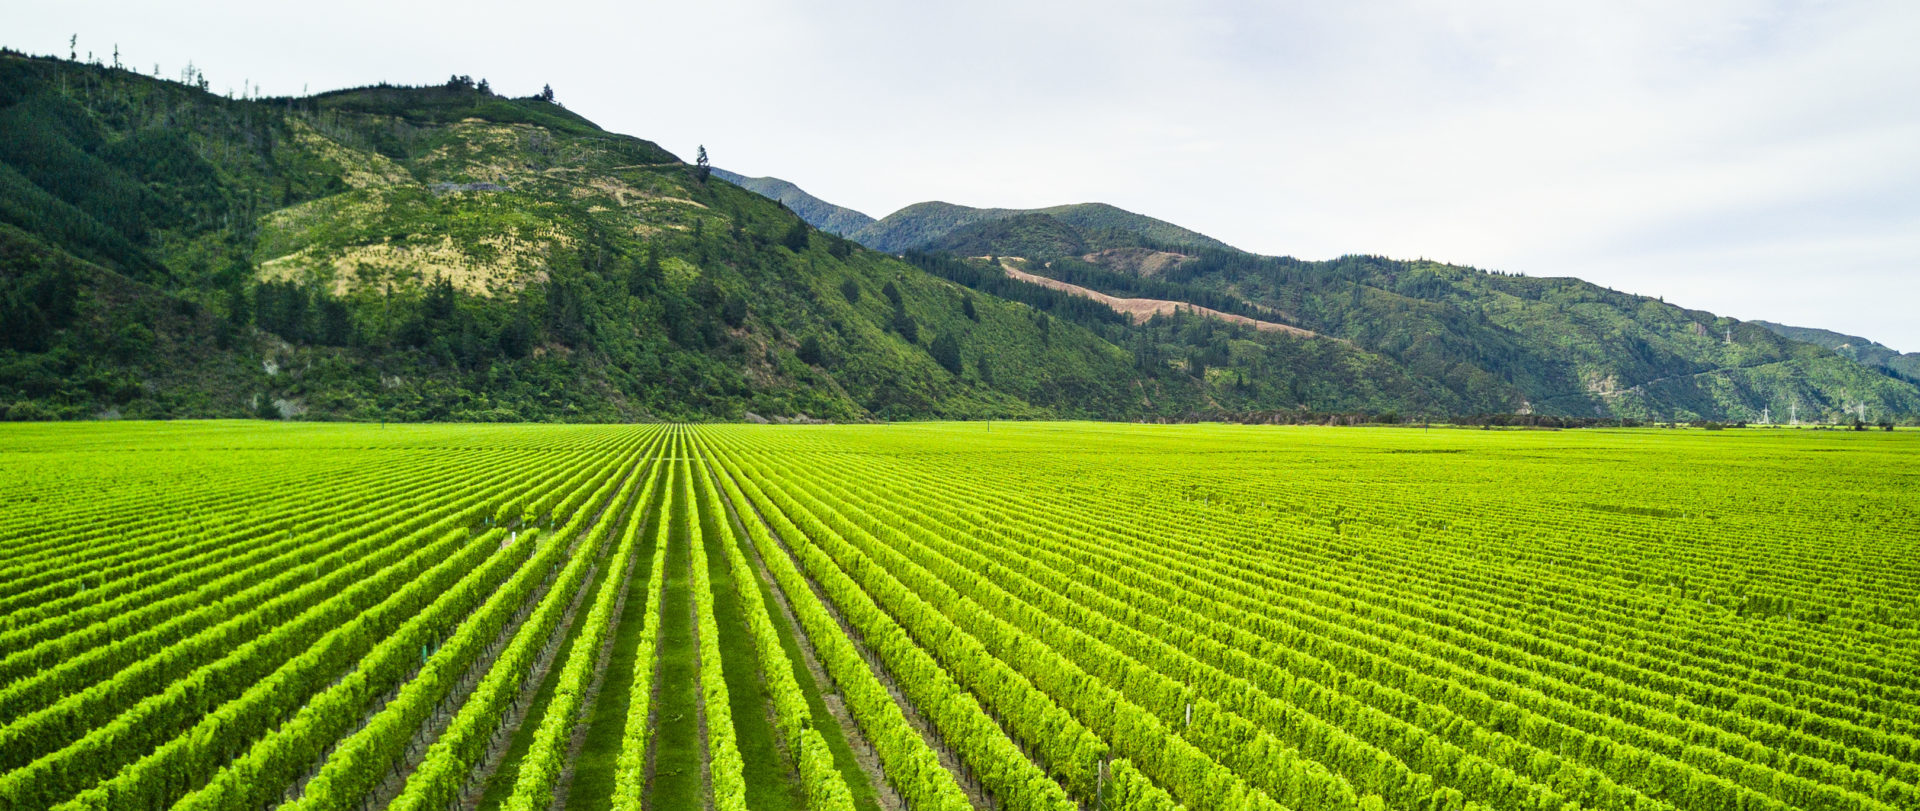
left=1000, top=259, right=1321, bottom=338
left=1081, top=247, right=1191, bottom=277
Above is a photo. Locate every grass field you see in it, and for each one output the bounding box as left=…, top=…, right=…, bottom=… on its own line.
left=0, top=421, right=1915, bottom=811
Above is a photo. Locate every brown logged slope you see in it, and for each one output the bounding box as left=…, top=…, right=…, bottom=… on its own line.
left=997, top=259, right=1322, bottom=338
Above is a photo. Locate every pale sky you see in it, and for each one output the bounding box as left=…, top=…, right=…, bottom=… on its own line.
left=15, top=1, right=1920, bottom=349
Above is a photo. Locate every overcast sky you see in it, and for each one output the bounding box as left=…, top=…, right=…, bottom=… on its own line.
left=17, top=1, right=1920, bottom=349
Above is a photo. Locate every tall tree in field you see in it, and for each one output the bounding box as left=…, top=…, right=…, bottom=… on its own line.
left=695, top=146, right=712, bottom=183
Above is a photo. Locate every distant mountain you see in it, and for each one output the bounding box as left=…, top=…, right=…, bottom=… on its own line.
left=849, top=201, right=1234, bottom=255
left=710, top=168, right=874, bottom=236
left=1753, top=322, right=1920, bottom=381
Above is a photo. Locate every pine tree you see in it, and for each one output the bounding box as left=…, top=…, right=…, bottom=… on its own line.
left=931, top=332, right=963, bottom=375
left=224, top=283, right=251, bottom=332
left=721, top=294, right=748, bottom=327
left=797, top=335, right=825, bottom=366
left=782, top=219, right=809, bottom=252
left=497, top=312, right=533, bottom=358
left=0, top=294, right=50, bottom=352
left=695, top=145, right=711, bottom=183
left=319, top=297, right=355, bottom=346
left=629, top=246, right=663, bottom=296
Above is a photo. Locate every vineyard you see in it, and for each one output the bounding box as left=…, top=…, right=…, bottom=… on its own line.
left=1, top=421, right=1916, bottom=811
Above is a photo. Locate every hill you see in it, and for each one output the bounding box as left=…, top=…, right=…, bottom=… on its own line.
left=1753, top=321, right=1920, bottom=382
left=709, top=168, right=874, bottom=236
left=0, top=52, right=1446, bottom=422
left=718, top=172, right=1920, bottom=423
left=777, top=196, right=1920, bottom=423
left=1035, top=249, right=1920, bottom=423
left=3, top=50, right=1915, bottom=424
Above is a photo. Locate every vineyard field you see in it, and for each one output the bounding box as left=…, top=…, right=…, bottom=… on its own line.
left=1, top=420, right=1916, bottom=811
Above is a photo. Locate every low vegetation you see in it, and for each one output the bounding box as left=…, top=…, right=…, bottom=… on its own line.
left=2, top=420, right=1916, bottom=810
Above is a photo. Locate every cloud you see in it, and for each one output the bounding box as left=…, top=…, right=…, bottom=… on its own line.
left=15, top=0, right=1920, bottom=348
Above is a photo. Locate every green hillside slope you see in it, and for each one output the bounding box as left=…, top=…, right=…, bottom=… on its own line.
left=828, top=195, right=1919, bottom=423
left=1132, top=252, right=1920, bottom=422
left=0, top=52, right=1448, bottom=422
left=750, top=174, right=1920, bottom=423
left=0, top=55, right=1118, bottom=420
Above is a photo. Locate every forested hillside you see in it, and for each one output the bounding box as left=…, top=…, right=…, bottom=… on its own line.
left=3, top=48, right=1915, bottom=423
left=1130, top=251, right=1920, bottom=422
left=788, top=194, right=1920, bottom=423
left=0, top=51, right=1444, bottom=421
